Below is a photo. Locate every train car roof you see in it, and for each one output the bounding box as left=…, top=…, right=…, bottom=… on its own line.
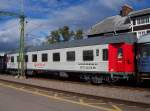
left=138, top=34, right=150, bottom=43
left=8, top=33, right=137, bottom=54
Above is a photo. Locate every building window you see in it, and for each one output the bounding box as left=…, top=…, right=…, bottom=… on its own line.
left=66, top=51, right=75, bottom=61
left=136, top=16, right=150, bottom=25
left=32, top=54, right=37, bottom=62
left=137, top=30, right=147, bottom=38
left=83, top=50, right=94, bottom=61
left=102, top=49, right=108, bottom=61
left=11, top=56, right=14, bottom=62
left=53, top=53, right=60, bottom=62
left=42, top=53, right=48, bottom=62
left=133, top=19, right=136, bottom=25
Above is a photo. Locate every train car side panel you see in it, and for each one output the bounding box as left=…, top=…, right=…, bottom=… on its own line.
left=6, top=44, right=109, bottom=73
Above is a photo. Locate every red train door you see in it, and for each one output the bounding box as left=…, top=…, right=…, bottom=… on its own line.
left=109, top=43, right=125, bottom=72
left=109, top=43, right=135, bottom=73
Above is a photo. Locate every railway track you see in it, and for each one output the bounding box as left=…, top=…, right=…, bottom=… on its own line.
left=29, top=75, right=150, bottom=92
left=2, top=73, right=150, bottom=92
left=0, top=74, right=150, bottom=108
left=0, top=79, right=150, bottom=108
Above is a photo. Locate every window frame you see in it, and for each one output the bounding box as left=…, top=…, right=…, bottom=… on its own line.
left=17, top=55, right=28, bottom=62
left=102, top=49, right=108, bottom=61
left=53, top=52, right=60, bottom=62
left=25, top=55, right=28, bottom=62
left=83, top=50, right=94, bottom=61
left=32, top=54, right=37, bottom=62
left=17, top=56, right=19, bottom=62
left=42, top=53, right=48, bottom=62
left=11, top=56, right=14, bottom=63
left=136, top=16, right=150, bottom=25
left=66, top=51, right=75, bottom=61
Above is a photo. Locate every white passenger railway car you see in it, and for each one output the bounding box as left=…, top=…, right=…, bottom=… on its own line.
left=7, top=33, right=137, bottom=83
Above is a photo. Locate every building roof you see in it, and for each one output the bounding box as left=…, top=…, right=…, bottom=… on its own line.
left=8, top=33, right=137, bottom=54
left=87, top=7, right=150, bottom=36
left=87, top=15, right=131, bottom=36
left=138, top=33, right=150, bottom=43
left=129, top=8, right=150, bottom=17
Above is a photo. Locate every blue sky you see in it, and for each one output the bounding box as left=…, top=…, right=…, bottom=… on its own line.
left=0, top=0, right=150, bottom=51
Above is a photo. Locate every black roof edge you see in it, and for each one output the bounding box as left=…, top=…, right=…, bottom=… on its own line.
left=88, top=29, right=131, bottom=37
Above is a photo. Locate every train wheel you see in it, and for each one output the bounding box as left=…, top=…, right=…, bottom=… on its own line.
left=26, top=70, right=34, bottom=76
left=59, top=72, right=69, bottom=78
left=79, top=74, right=90, bottom=82
left=91, top=75, right=103, bottom=84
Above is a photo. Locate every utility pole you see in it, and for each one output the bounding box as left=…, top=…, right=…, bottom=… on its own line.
left=18, top=15, right=25, bottom=78
left=17, top=0, right=26, bottom=78
left=0, top=11, right=26, bottom=78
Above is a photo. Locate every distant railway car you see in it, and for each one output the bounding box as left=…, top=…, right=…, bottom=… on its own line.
left=0, top=53, right=6, bottom=72
left=137, top=34, right=150, bottom=80
left=6, top=33, right=137, bottom=83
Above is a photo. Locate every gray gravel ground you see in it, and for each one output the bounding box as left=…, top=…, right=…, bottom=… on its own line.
left=0, top=74, right=150, bottom=105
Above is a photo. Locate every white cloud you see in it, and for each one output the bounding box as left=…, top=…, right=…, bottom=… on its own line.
left=0, top=19, right=19, bottom=42
left=0, top=0, right=21, bottom=11
left=98, top=0, right=125, bottom=10
left=0, top=0, right=140, bottom=51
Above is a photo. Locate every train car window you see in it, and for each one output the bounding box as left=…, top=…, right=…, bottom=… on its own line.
left=117, top=48, right=123, bottom=59
left=83, top=50, right=94, bottom=61
left=102, top=49, right=108, bottom=61
left=32, top=54, right=37, bottom=62
left=67, top=51, right=75, bottom=61
left=11, top=56, right=14, bottom=62
left=96, top=49, right=99, bottom=56
left=17, top=56, right=19, bottom=62
left=25, top=55, right=28, bottom=62
left=142, top=51, right=148, bottom=57
left=141, top=45, right=150, bottom=57
left=17, top=55, right=28, bottom=62
left=42, top=53, right=48, bottom=62
left=53, top=53, right=60, bottom=62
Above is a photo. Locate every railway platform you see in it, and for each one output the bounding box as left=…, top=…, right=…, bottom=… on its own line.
left=0, top=74, right=150, bottom=105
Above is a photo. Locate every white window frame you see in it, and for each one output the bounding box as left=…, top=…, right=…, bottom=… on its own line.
left=136, top=30, right=150, bottom=39
left=133, top=16, right=150, bottom=26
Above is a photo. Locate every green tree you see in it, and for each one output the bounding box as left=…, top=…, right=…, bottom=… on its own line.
left=74, top=29, right=83, bottom=40
left=46, top=30, right=61, bottom=44
left=46, top=36, right=55, bottom=44
left=46, top=26, right=83, bottom=44
left=51, top=30, right=60, bottom=42
left=59, top=26, right=72, bottom=41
